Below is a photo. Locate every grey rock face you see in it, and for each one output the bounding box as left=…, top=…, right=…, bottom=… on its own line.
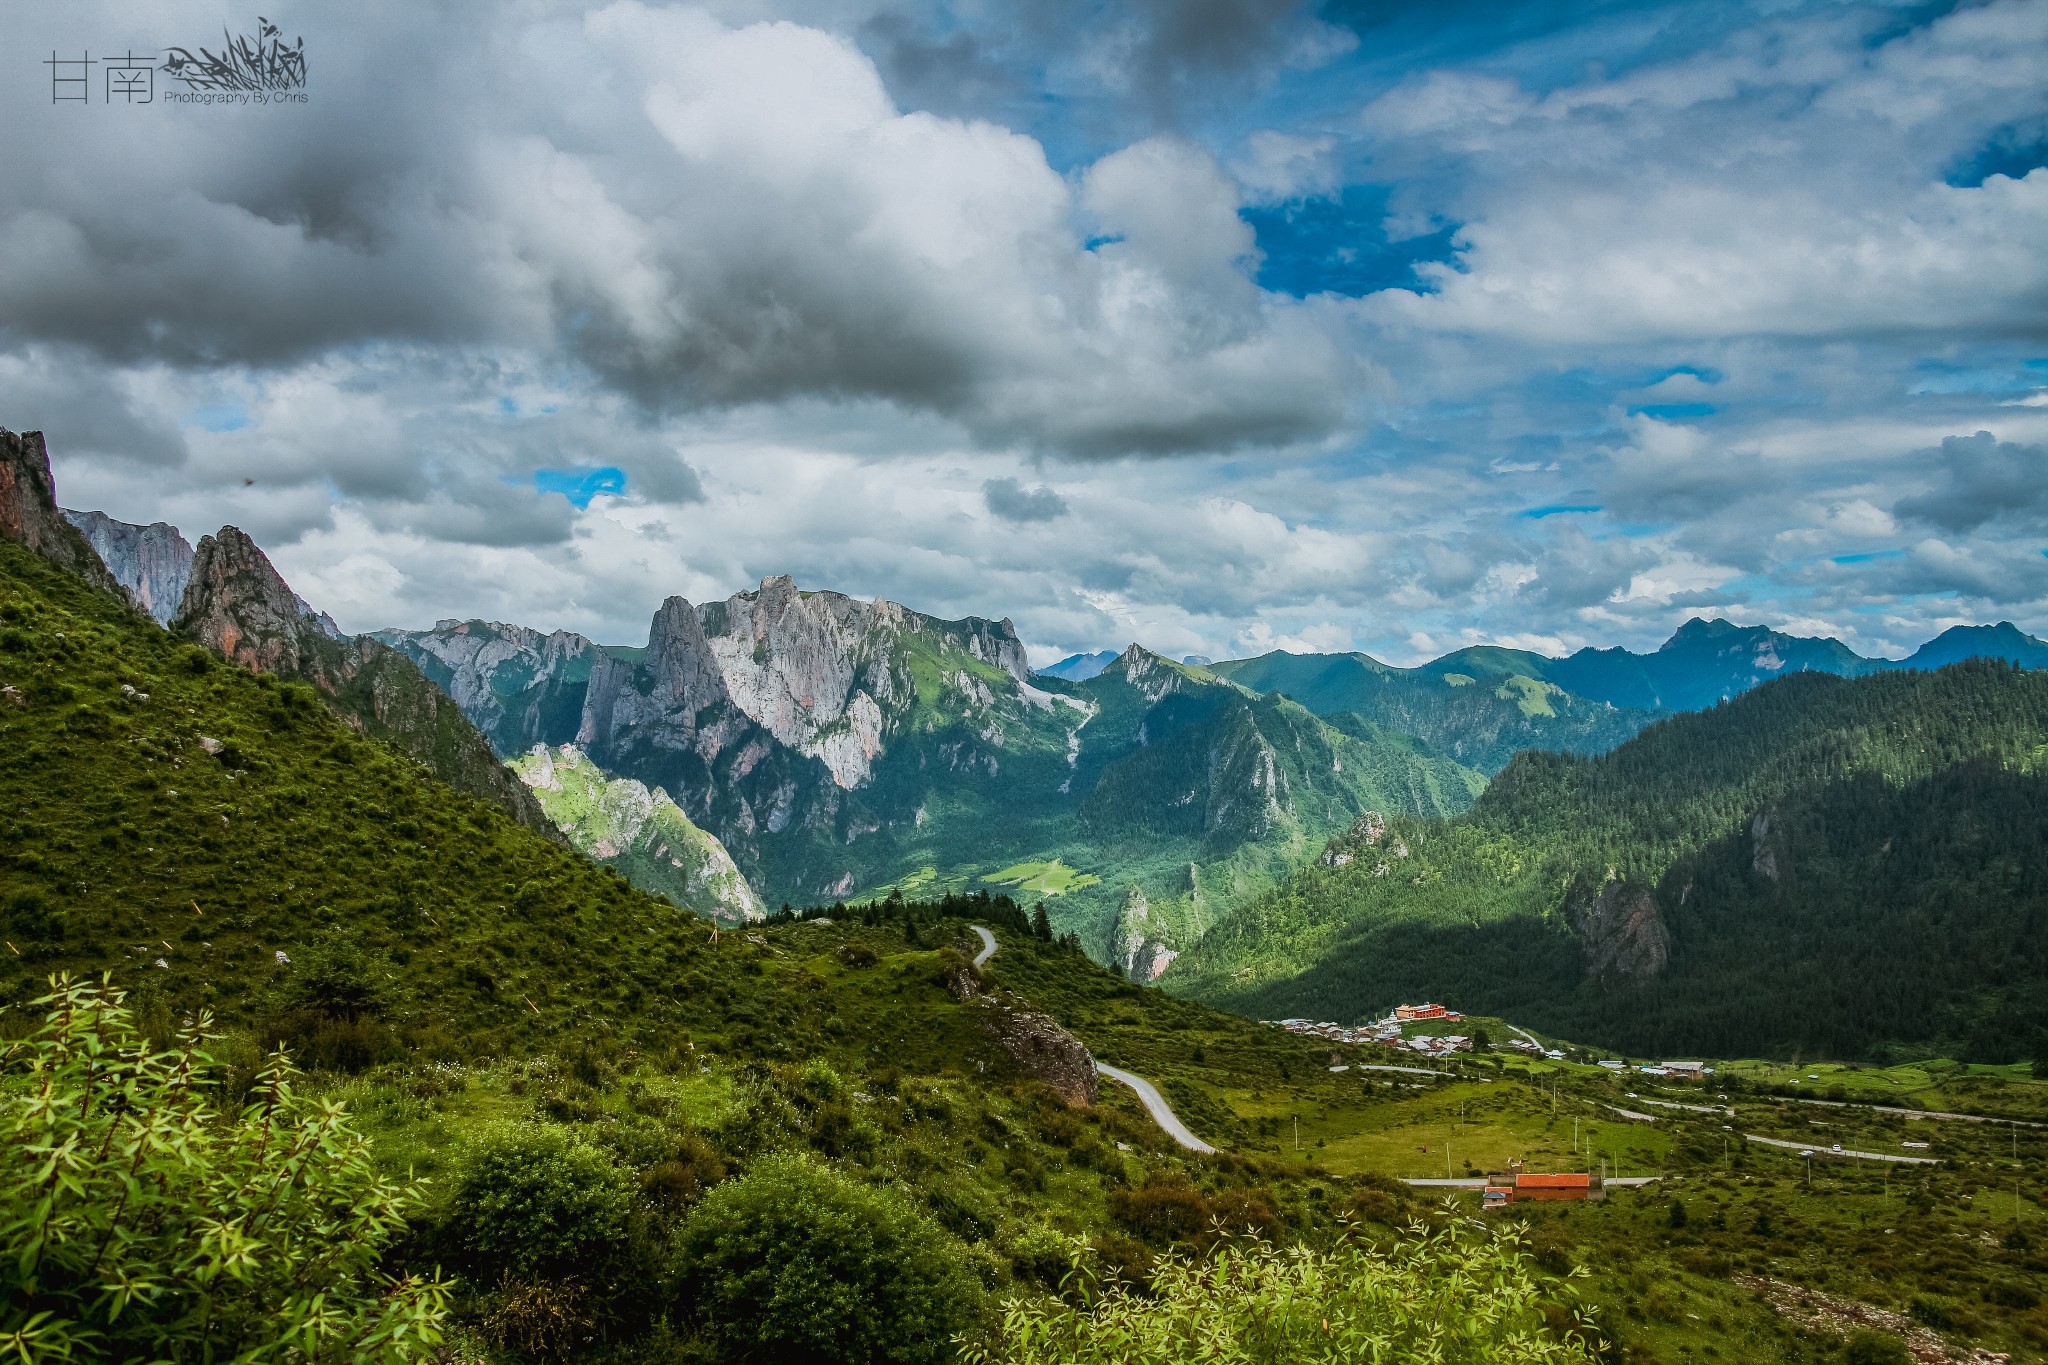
left=695, top=575, right=1029, bottom=788
left=375, top=618, right=605, bottom=755
left=63, top=511, right=193, bottom=624
left=1571, top=877, right=1671, bottom=980
left=0, top=429, right=125, bottom=598
left=379, top=574, right=1039, bottom=877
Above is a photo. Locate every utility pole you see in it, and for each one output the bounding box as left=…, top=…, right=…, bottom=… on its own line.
left=1293, top=1115, right=1300, bottom=1153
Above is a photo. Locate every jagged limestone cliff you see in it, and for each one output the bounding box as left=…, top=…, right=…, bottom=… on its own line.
left=381, top=593, right=1488, bottom=958
left=63, top=510, right=193, bottom=625
left=512, top=744, right=762, bottom=924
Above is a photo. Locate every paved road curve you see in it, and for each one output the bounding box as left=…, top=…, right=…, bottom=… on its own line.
left=967, top=925, right=1215, bottom=1156
left=1744, top=1133, right=1938, bottom=1165
left=1095, top=1062, right=1218, bottom=1155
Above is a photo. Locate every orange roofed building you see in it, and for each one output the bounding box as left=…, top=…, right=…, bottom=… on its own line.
left=1482, top=1165, right=1605, bottom=1206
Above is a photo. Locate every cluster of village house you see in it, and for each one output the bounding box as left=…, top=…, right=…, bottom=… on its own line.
left=1267, top=1006, right=1731, bottom=1202
left=1273, top=1005, right=1720, bottom=1073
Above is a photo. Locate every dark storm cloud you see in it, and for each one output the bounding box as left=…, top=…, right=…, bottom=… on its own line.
left=0, top=351, right=188, bottom=469
left=1893, top=431, right=2048, bottom=533
left=0, top=2, right=1357, bottom=462
left=982, top=476, right=1067, bottom=522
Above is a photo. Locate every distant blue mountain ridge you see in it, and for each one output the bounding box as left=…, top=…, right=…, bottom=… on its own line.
left=1168, top=617, right=2048, bottom=776
left=1036, top=650, right=1120, bottom=682
left=1057, top=617, right=2047, bottom=722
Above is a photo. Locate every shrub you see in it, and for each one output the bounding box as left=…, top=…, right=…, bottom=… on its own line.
left=1842, top=1328, right=1913, bottom=1365
left=0, top=975, right=446, bottom=1362
left=1109, top=1175, right=1211, bottom=1244
left=964, top=1224, right=1602, bottom=1365
left=673, top=1152, right=981, bottom=1365
left=443, top=1126, right=636, bottom=1283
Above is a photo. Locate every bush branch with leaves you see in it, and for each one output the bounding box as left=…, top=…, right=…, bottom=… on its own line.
left=1, top=975, right=447, bottom=1362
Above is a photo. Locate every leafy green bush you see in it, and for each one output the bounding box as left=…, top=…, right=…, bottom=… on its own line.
left=0, top=975, right=446, bottom=1362
left=673, top=1152, right=981, bottom=1364
left=1842, top=1328, right=1913, bottom=1365
left=442, top=1126, right=636, bottom=1284
left=964, top=1225, right=1601, bottom=1365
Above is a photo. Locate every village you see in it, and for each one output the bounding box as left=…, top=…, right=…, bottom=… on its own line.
left=1269, top=1004, right=1718, bottom=1075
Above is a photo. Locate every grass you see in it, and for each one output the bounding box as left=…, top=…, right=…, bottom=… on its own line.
left=8, top=534, right=2048, bottom=1362
left=981, top=860, right=1102, bottom=896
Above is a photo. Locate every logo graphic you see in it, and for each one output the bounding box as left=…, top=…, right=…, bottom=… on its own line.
left=163, top=18, right=306, bottom=93
left=45, top=18, right=307, bottom=107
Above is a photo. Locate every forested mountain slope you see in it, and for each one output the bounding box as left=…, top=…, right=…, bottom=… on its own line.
left=1209, top=649, right=1655, bottom=773
left=1170, top=663, right=2048, bottom=1062
left=1212, top=618, right=2048, bottom=769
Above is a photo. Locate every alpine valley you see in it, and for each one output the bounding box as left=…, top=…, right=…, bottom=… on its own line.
left=9, top=422, right=2048, bottom=1365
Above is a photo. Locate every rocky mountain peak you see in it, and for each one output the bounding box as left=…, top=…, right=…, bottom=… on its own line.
left=175, top=527, right=320, bottom=675
left=63, top=511, right=194, bottom=625
left=647, top=596, right=730, bottom=718
left=0, top=428, right=125, bottom=599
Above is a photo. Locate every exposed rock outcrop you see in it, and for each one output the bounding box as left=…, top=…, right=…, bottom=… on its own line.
left=175, top=526, right=559, bottom=841
left=63, top=511, right=193, bottom=625
left=1113, top=886, right=1178, bottom=982
left=175, top=528, right=333, bottom=675
left=1570, top=876, right=1671, bottom=980
left=1750, top=810, right=1779, bottom=882
left=0, top=429, right=125, bottom=599
left=978, top=1001, right=1099, bottom=1106
left=942, top=956, right=1097, bottom=1106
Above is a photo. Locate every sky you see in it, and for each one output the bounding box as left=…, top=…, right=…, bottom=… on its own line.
left=3, top=0, right=2045, bottom=665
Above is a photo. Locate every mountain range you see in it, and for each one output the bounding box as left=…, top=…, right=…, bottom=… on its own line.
left=377, top=616, right=1485, bottom=968
left=14, top=419, right=2048, bottom=1004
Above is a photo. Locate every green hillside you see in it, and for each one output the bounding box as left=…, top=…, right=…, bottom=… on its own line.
left=1170, top=664, right=2048, bottom=1061
left=9, top=532, right=2048, bottom=1363
left=1209, top=649, right=1656, bottom=773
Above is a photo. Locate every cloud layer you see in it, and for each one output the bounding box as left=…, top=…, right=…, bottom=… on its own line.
left=1, top=0, right=2044, bottom=664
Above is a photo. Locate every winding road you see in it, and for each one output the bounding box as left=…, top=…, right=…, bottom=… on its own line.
left=1094, top=1062, right=1219, bottom=1155
left=968, top=925, right=1218, bottom=1155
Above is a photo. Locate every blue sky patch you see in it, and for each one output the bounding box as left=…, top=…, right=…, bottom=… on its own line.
left=1832, top=550, right=1906, bottom=565
left=1521, top=504, right=1603, bottom=519
left=1629, top=403, right=1717, bottom=420
left=1944, top=118, right=2048, bottom=187
left=185, top=403, right=250, bottom=433
left=1242, top=185, right=1461, bottom=298
left=534, top=465, right=628, bottom=508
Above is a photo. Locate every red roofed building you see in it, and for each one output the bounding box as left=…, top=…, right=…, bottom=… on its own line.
left=1483, top=1168, right=1605, bottom=1204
